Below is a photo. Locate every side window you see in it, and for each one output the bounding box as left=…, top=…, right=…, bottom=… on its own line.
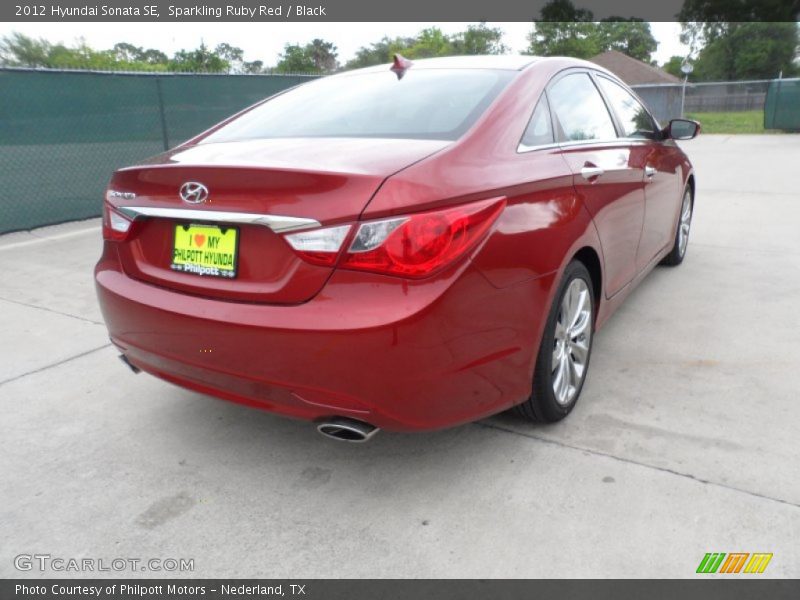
left=520, top=94, right=554, bottom=149
left=596, top=76, right=658, bottom=139
left=547, top=73, right=617, bottom=142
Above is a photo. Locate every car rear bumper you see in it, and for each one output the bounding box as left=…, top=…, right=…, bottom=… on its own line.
left=95, top=242, right=552, bottom=431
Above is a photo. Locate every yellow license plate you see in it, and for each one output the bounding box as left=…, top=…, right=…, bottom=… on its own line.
left=171, top=224, right=238, bottom=278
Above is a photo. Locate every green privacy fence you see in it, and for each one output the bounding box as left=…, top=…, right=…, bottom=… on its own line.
left=0, top=68, right=315, bottom=234
left=764, top=78, right=800, bottom=131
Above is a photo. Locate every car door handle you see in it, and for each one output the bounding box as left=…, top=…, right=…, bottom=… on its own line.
left=645, top=165, right=657, bottom=179
left=580, top=166, right=605, bottom=180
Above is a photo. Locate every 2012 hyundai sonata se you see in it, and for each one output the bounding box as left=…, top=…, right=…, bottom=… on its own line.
left=95, top=55, right=699, bottom=440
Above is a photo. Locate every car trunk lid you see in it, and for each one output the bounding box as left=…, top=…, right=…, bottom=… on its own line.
left=107, top=137, right=449, bottom=304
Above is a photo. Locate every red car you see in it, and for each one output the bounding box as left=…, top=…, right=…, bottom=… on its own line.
left=95, top=55, right=699, bottom=441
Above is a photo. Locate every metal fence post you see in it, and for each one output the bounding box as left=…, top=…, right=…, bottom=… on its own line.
left=680, top=76, right=687, bottom=118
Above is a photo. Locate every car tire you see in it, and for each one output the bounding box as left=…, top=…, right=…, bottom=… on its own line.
left=515, top=260, right=595, bottom=423
left=660, top=186, right=693, bottom=267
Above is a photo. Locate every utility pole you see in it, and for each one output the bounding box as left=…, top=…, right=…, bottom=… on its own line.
left=680, top=59, right=694, bottom=118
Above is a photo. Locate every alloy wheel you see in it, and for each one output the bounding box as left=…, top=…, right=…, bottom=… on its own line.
left=678, top=190, right=692, bottom=257
left=551, top=278, right=592, bottom=406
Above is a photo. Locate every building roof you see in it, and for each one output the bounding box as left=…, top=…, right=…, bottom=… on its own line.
left=590, top=50, right=681, bottom=85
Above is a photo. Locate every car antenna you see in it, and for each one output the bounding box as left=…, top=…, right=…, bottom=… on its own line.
left=390, top=54, right=413, bottom=80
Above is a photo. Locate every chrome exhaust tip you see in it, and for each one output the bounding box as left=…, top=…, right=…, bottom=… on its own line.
left=118, top=354, right=141, bottom=374
left=317, top=417, right=379, bottom=443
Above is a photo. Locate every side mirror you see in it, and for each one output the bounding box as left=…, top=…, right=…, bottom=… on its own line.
left=666, top=119, right=700, bottom=140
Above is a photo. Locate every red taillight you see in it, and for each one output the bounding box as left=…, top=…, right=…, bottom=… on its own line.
left=283, top=198, right=505, bottom=278
left=342, top=199, right=504, bottom=277
left=102, top=203, right=134, bottom=241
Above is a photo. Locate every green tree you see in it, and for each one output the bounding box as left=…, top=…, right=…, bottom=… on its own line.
left=662, top=55, right=686, bottom=79
left=345, top=36, right=415, bottom=69
left=528, top=21, right=601, bottom=59
left=344, top=23, right=509, bottom=70
left=404, top=27, right=453, bottom=59
left=451, top=22, right=508, bottom=55
left=169, top=42, right=229, bottom=72
left=345, top=37, right=411, bottom=68
left=538, top=0, right=593, bottom=21
left=692, top=23, right=799, bottom=80
left=595, top=20, right=658, bottom=62
left=241, top=60, right=265, bottom=74
left=527, top=0, right=598, bottom=59
left=678, top=0, right=799, bottom=48
left=527, top=0, right=658, bottom=62
left=140, top=48, right=168, bottom=65
left=275, top=40, right=338, bottom=74
left=112, top=42, right=143, bottom=62
left=0, top=33, right=263, bottom=73
left=0, top=32, right=52, bottom=66
left=307, top=38, right=338, bottom=71
left=678, top=0, right=799, bottom=80
left=275, top=44, right=314, bottom=73
left=214, top=42, right=244, bottom=72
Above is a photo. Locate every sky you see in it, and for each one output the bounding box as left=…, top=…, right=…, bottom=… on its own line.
left=0, top=22, right=688, bottom=66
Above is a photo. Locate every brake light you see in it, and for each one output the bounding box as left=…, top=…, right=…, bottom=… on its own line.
left=283, top=198, right=505, bottom=278
left=342, top=199, right=505, bottom=277
left=102, top=203, right=134, bottom=241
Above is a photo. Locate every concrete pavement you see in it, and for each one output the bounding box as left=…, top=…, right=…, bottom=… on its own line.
left=1, top=135, right=798, bottom=578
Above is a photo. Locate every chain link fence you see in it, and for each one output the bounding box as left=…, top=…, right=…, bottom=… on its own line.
left=0, top=68, right=315, bottom=234
left=630, top=84, right=683, bottom=125
left=632, top=78, right=800, bottom=129
left=685, top=80, right=772, bottom=112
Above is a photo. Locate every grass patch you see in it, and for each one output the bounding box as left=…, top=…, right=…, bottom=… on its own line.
left=685, top=111, right=765, bottom=134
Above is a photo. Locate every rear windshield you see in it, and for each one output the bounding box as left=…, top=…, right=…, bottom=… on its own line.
left=201, top=69, right=515, bottom=143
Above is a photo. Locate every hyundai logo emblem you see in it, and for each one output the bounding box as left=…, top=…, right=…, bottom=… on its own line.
left=179, top=182, right=209, bottom=204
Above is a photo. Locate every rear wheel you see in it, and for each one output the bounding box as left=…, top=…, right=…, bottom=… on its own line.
left=516, top=261, right=594, bottom=423
left=661, top=186, right=693, bottom=266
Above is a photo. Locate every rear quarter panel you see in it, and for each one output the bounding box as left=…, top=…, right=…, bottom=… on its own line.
left=363, top=60, right=608, bottom=386
left=364, top=59, right=606, bottom=289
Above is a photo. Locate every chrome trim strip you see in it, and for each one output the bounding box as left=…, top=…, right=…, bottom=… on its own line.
left=517, top=141, right=561, bottom=154
left=517, top=138, right=657, bottom=154
left=116, top=206, right=320, bottom=233
left=559, top=138, right=636, bottom=149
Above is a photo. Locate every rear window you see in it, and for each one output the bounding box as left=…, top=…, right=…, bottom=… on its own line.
left=201, top=69, right=515, bottom=143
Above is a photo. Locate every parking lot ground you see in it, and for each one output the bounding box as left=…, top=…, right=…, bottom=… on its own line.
left=1, top=135, right=798, bottom=578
